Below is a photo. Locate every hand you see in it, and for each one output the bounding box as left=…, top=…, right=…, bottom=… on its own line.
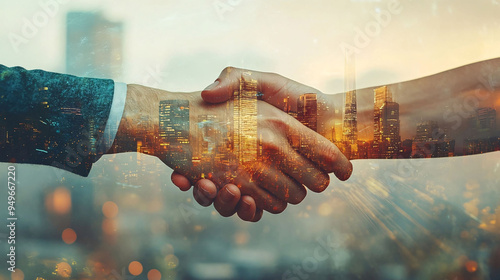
left=113, top=76, right=352, bottom=221
left=171, top=174, right=263, bottom=221
left=171, top=67, right=353, bottom=221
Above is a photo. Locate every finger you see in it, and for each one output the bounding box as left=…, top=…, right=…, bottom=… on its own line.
left=267, top=141, right=330, bottom=193
left=237, top=196, right=257, bottom=221
left=171, top=172, right=192, bottom=191
left=294, top=125, right=353, bottom=181
left=202, top=67, right=320, bottom=107
left=192, top=179, right=218, bottom=207
left=214, top=184, right=241, bottom=217
left=262, top=106, right=353, bottom=181
left=251, top=208, right=264, bottom=222
left=248, top=161, right=306, bottom=204
left=234, top=173, right=288, bottom=214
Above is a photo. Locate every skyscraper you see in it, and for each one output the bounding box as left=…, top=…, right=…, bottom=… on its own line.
left=475, top=107, right=497, bottom=133
left=412, top=121, right=454, bottom=158
left=414, top=121, right=438, bottom=142
left=379, top=102, right=401, bottom=158
left=343, top=54, right=358, bottom=144
left=233, top=75, right=258, bottom=164
left=159, top=100, right=190, bottom=169
left=373, top=86, right=402, bottom=158
left=297, top=93, right=318, bottom=132
left=66, top=12, right=123, bottom=80
left=373, top=85, right=393, bottom=158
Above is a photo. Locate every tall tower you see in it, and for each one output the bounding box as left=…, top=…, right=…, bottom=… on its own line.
left=297, top=94, right=318, bottom=132
left=343, top=54, right=358, bottom=144
left=380, top=101, right=401, bottom=158
left=373, top=85, right=393, bottom=157
left=233, top=74, right=258, bottom=164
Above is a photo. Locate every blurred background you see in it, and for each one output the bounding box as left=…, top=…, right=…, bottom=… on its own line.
left=1, top=0, right=500, bottom=279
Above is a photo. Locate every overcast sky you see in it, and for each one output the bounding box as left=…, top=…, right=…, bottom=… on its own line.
left=2, top=0, right=500, bottom=94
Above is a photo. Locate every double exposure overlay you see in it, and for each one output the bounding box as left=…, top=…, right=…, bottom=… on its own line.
left=1, top=1, right=500, bottom=280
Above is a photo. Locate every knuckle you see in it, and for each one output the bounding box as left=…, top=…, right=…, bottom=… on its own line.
left=222, top=66, right=241, bottom=77
left=265, top=117, right=290, bottom=132
left=222, top=66, right=235, bottom=73
left=261, top=141, right=281, bottom=154
left=321, top=143, right=339, bottom=173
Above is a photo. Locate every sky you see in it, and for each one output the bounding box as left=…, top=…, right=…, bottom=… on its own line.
left=2, top=0, right=500, bottom=95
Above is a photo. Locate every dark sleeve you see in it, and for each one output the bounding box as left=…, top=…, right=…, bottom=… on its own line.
left=0, top=64, right=115, bottom=176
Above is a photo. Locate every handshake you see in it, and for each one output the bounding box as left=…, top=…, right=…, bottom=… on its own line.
left=111, top=67, right=353, bottom=222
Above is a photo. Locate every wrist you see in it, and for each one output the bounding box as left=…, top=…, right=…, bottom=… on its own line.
left=109, top=84, right=200, bottom=154
left=109, top=84, right=164, bottom=153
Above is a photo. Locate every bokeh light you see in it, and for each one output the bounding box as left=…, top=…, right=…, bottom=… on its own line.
left=465, top=260, right=478, bottom=273
left=165, top=254, right=179, bottom=269
left=102, top=201, right=119, bottom=218
left=128, top=261, right=143, bottom=276
left=11, top=268, right=24, bottom=280
left=234, top=231, right=249, bottom=245
left=317, top=202, right=334, bottom=216
left=45, top=187, right=71, bottom=215
left=62, top=228, right=77, bottom=244
left=147, top=269, right=162, bottom=280
left=56, top=262, right=72, bottom=278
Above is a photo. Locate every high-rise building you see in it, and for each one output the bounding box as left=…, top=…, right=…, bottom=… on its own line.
left=464, top=107, right=498, bottom=155
left=159, top=100, right=190, bottom=169
left=379, top=102, right=401, bottom=158
left=343, top=54, right=357, bottom=144
left=412, top=120, right=454, bottom=158
left=374, top=86, right=393, bottom=114
left=233, top=75, right=258, bottom=164
left=373, top=85, right=394, bottom=158
left=475, top=107, right=497, bottom=133
left=297, top=94, right=318, bottom=132
left=66, top=12, right=123, bottom=80
left=414, top=121, right=438, bottom=142
left=296, top=93, right=318, bottom=159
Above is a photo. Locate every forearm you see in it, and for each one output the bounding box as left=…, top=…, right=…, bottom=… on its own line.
left=0, top=64, right=114, bottom=175
left=318, top=58, right=500, bottom=158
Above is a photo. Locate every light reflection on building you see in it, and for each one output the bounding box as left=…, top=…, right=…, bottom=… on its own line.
left=159, top=100, right=190, bottom=169
left=233, top=75, right=258, bottom=165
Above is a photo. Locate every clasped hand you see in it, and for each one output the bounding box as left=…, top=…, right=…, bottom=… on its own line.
left=169, top=68, right=353, bottom=221
left=119, top=67, right=352, bottom=222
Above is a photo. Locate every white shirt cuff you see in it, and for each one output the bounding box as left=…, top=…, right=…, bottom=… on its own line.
left=100, top=82, right=127, bottom=154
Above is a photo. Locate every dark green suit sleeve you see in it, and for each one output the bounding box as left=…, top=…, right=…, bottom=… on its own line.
left=0, top=64, right=115, bottom=176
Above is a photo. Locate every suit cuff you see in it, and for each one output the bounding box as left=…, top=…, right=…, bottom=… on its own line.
left=100, top=82, right=127, bottom=153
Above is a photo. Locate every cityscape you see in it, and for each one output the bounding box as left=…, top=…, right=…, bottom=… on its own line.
left=1, top=9, right=500, bottom=280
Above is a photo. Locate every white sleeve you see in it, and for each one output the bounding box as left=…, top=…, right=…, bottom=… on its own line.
left=98, top=82, right=127, bottom=154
